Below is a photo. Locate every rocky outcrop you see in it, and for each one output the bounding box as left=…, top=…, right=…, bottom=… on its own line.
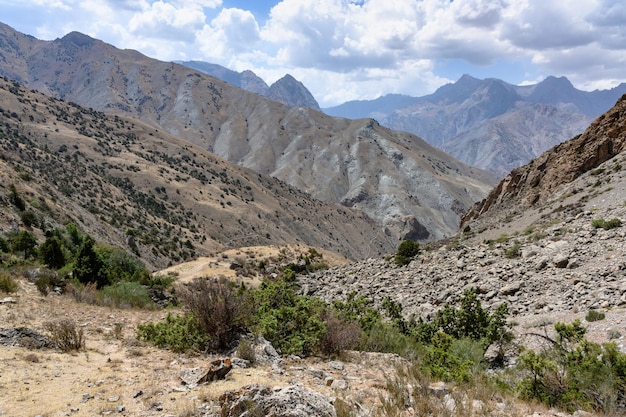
left=462, top=94, right=626, bottom=228
left=298, top=162, right=626, bottom=320
left=219, top=384, right=336, bottom=417
left=0, top=327, right=52, bottom=349
left=179, top=358, right=232, bottom=386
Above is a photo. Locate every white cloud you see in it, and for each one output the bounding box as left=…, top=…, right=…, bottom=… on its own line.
left=502, top=1, right=596, bottom=49
left=128, top=1, right=208, bottom=41
left=194, top=8, right=261, bottom=63
left=3, top=0, right=625, bottom=106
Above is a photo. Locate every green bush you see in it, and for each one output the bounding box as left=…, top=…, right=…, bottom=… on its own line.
left=423, top=332, right=473, bottom=383
left=585, top=309, right=605, bottom=322
left=136, top=313, right=208, bottom=353
left=255, top=290, right=327, bottom=355
left=19, top=210, right=38, bottom=228
left=0, top=237, right=9, bottom=253
left=95, top=244, right=148, bottom=284
left=73, top=236, right=108, bottom=288
left=100, top=281, right=154, bottom=309
left=504, top=240, right=521, bottom=258
left=516, top=320, right=626, bottom=414
left=395, top=240, right=420, bottom=266
left=361, top=322, right=420, bottom=357
left=39, top=236, right=67, bottom=269
left=332, top=291, right=381, bottom=333
left=8, top=230, right=37, bottom=259
left=592, top=218, right=622, bottom=230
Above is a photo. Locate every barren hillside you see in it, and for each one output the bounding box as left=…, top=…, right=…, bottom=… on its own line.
left=0, top=23, right=495, bottom=242
left=0, top=77, right=394, bottom=267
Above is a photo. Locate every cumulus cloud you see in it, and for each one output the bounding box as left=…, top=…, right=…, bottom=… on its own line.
left=128, top=1, right=209, bottom=41
left=502, top=2, right=596, bottom=49
left=3, top=0, right=625, bottom=106
left=452, top=0, right=504, bottom=28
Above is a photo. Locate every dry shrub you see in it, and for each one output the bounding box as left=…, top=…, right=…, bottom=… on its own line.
left=319, top=311, right=362, bottom=356
left=236, top=337, right=256, bottom=364
left=177, top=276, right=245, bottom=352
left=44, top=319, right=85, bottom=352
left=24, top=353, right=40, bottom=363
left=0, top=270, right=19, bottom=293
left=67, top=281, right=99, bottom=304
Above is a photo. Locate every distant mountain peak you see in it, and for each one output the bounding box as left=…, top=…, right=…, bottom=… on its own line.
left=176, top=61, right=319, bottom=110
left=538, top=75, right=574, bottom=89
left=58, top=31, right=96, bottom=48
left=458, top=73, right=479, bottom=83
left=267, top=74, right=320, bottom=110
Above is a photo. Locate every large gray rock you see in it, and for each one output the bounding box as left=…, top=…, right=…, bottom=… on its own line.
left=219, top=384, right=336, bottom=417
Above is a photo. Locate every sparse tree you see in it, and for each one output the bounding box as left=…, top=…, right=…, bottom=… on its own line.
left=73, top=236, right=107, bottom=288
left=8, top=184, right=25, bottom=211
left=39, top=236, right=66, bottom=269
left=395, top=239, right=420, bottom=266
left=10, top=230, right=37, bottom=259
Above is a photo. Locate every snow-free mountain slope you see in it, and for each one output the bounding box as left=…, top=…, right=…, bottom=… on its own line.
left=0, top=22, right=495, bottom=242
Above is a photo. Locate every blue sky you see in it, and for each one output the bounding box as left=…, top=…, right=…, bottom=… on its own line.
left=0, top=0, right=624, bottom=107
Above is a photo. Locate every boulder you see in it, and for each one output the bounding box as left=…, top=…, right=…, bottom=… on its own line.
left=219, top=384, right=336, bottom=417
left=179, top=358, right=232, bottom=386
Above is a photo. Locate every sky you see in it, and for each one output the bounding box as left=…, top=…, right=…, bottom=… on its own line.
left=0, top=0, right=625, bottom=107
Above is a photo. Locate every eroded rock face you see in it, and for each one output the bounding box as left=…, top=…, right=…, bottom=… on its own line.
left=0, top=327, right=52, bottom=349
left=298, top=172, right=626, bottom=320
left=219, top=384, right=336, bottom=417
left=462, top=94, right=626, bottom=228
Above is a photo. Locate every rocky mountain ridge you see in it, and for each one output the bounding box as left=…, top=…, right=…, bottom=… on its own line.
left=298, top=96, right=626, bottom=327
left=0, top=22, right=495, bottom=242
left=0, top=76, right=395, bottom=267
left=176, top=61, right=321, bottom=111
left=325, top=75, right=626, bottom=175
left=462, top=93, right=626, bottom=229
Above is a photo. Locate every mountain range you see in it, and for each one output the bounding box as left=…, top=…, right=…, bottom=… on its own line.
left=0, top=22, right=495, bottom=244
left=0, top=76, right=397, bottom=268
left=176, top=61, right=321, bottom=111
left=325, top=74, right=626, bottom=175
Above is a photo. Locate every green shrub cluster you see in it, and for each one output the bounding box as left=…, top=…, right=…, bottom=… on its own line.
left=136, top=313, right=208, bottom=353
left=378, top=288, right=513, bottom=381
left=395, top=240, right=420, bottom=266
left=137, top=277, right=512, bottom=388
left=138, top=270, right=364, bottom=356
left=592, top=218, right=622, bottom=230
left=1, top=221, right=163, bottom=309
left=516, top=320, right=626, bottom=414
left=585, top=309, right=605, bottom=322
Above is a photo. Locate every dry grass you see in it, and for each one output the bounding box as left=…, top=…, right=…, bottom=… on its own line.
left=155, top=244, right=350, bottom=287
left=0, top=275, right=605, bottom=417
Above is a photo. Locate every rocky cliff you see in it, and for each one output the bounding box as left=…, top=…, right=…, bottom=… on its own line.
left=462, top=93, right=626, bottom=229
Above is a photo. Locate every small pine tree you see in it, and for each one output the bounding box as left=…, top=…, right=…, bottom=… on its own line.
left=10, top=230, right=37, bottom=259
left=73, top=236, right=107, bottom=288
left=39, top=236, right=67, bottom=269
